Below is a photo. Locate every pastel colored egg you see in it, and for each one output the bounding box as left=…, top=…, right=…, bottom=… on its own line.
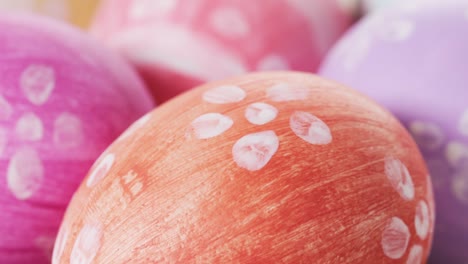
left=54, top=72, right=433, bottom=263
left=0, top=0, right=99, bottom=28
left=90, top=0, right=354, bottom=104
left=361, top=0, right=403, bottom=12
left=319, top=3, right=468, bottom=263
left=0, top=14, right=154, bottom=263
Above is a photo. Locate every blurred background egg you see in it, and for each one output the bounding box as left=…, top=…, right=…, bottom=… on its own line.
left=0, top=0, right=99, bottom=28
left=90, top=0, right=355, bottom=103
left=0, top=13, right=154, bottom=263
left=319, top=2, right=468, bottom=263
left=55, top=72, right=433, bottom=263
left=361, top=0, right=467, bottom=13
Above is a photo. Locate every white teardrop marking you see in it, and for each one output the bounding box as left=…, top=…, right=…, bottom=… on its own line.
left=290, top=111, right=332, bottom=145
left=232, top=131, right=279, bottom=171
left=189, top=113, right=233, bottom=139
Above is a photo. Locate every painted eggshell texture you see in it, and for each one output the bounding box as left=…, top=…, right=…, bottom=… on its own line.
left=0, top=13, right=154, bottom=264
left=55, top=72, right=433, bottom=263
left=90, top=0, right=354, bottom=103
left=319, top=2, right=468, bottom=262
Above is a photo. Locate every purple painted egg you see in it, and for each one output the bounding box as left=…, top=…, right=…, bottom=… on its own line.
left=319, top=2, right=468, bottom=263
left=0, top=13, right=154, bottom=263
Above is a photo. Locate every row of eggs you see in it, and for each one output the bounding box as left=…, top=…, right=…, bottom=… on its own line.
left=0, top=0, right=466, bottom=263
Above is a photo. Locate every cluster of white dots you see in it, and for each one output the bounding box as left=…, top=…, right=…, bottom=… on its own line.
left=333, top=8, right=468, bottom=205
left=52, top=81, right=332, bottom=263
left=55, top=82, right=437, bottom=263
left=52, top=109, right=155, bottom=263
left=0, top=63, right=84, bottom=261
left=3, top=64, right=84, bottom=201
left=409, top=113, right=468, bottom=204
left=381, top=157, right=432, bottom=263
left=190, top=83, right=332, bottom=171
left=120, top=0, right=294, bottom=84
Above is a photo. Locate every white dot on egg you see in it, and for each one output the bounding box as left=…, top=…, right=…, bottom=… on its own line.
left=290, top=111, right=332, bottom=145
left=257, top=55, right=290, bottom=71
left=232, top=130, right=279, bottom=171
left=245, top=103, right=278, bottom=125
left=384, top=157, right=415, bottom=201
left=381, top=217, right=410, bottom=259
left=188, top=113, right=233, bottom=139
left=53, top=112, right=84, bottom=149
left=266, top=83, right=310, bottom=102
left=52, top=226, right=69, bottom=264
left=20, top=64, right=55, bottom=105
left=202, top=85, right=246, bottom=104
left=414, top=200, right=430, bottom=240
left=86, top=153, right=115, bottom=188
left=406, top=244, right=423, bottom=264
left=0, top=94, right=13, bottom=120
left=451, top=167, right=468, bottom=204
left=408, top=121, right=444, bottom=151
left=458, top=109, right=468, bottom=136
left=15, top=112, right=44, bottom=141
left=377, top=18, right=414, bottom=42
left=7, top=147, right=44, bottom=200
left=209, top=6, right=250, bottom=39
left=445, top=141, right=468, bottom=168
left=122, top=170, right=143, bottom=197
left=70, top=223, right=102, bottom=264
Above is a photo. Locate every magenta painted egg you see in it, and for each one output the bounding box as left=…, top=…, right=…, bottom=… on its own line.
left=90, top=0, right=354, bottom=103
left=0, top=13, right=154, bottom=263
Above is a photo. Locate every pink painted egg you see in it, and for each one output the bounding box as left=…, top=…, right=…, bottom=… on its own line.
left=0, top=13, right=154, bottom=263
left=90, top=0, right=354, bottom=104
left=55, top=72, right=434, bottom=263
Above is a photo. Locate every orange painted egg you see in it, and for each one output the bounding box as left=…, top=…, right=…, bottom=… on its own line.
left=54, top=72, right=434, bottom=263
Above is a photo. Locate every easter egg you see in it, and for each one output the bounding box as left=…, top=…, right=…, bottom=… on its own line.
left=54, top=72, right=434, bottom=263
left=319, top=3, right=468, bottom=263
left=361, top=0, right=402, bottom=12
left=0, top=0, right=99, bottom=28
left=0, top=13, right=154, bottom=263
left=90, top=0, right=354, bottom=104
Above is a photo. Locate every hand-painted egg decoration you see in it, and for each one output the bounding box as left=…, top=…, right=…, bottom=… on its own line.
left=54, top=72, right=433, bottom=263
left=319, top=3, right=468, bottom=262
left=0, top=13, right=154, bottom=263
left=0, top=0, right=99, bottom=28
left=90, top=0, right=354, bottom=103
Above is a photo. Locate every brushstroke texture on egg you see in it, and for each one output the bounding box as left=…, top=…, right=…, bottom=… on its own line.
left=319, top=2, right=468, bottom=262
left=0, top=13, right=153, bottom=264
left=55, top=72, right=433, bottom=263
left=90, top=0, right=353, bottom=103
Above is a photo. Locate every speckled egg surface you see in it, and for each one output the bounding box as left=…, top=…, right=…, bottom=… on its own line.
left=0, top=13, right=154, bottom=263
left=90, top=0, right=354, bottom=103
left=54, top=72, right=433, bottom=263
left=319, top=2, right=468, bottom=263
